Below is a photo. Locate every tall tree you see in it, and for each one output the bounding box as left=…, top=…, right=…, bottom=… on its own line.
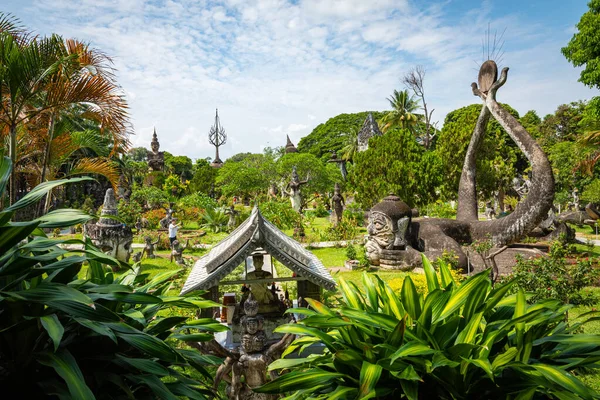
left=562, top=0, right=600, bottom=89
left=379, top=89, right=421, bottom=133
left=403, top=65, right=436, bottom=149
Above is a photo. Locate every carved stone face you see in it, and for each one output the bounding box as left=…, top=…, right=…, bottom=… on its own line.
left=244, top=317, right=259, bottom=335
left=151, top=140, right=159, bottom=153
left=367, top=211, right=395, bottom=249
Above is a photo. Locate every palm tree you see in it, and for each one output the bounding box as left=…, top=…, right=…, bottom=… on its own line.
left=379, top=89, right=422, bottom=133
left=340, top=125, right=359, bottom=162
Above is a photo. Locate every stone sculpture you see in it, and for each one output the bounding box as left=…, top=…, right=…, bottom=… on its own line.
left=142, top=235, right=160, bottom=259
left=147, top=128, right=164, bottom=172
left=225, top=205, right=240, bottom=231
left=331, top=183, right=345, bottom=226
left=285, top=135, right=298, bottom=154
left=357, top=113, right=382, bottom=152
left=328, top=151, right=348, bottom=180
left=484, top=201, right=496, bottom=221
left=83, top=188, right=133, bottom=263
left=377, top=60, right=556, bottom=270
left=159, top=203, right=175, bottom=230
left=188, top=295, right=295, bottom=400
left=170, top=239, right=190, bottom=266
left=284, top=166, right=309, bottom=213
left=365, top=194, right=421, bottom=270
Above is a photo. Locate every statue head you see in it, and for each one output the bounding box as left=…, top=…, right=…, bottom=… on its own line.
left=334, top=182, right=341, bottom=195
left=368, top=194, right=412, bottom=250
left=172, top=240, right=180, bottom=250
left=151, top=129, right=160, bottom=153
left=291, top=165, right=299, bottom=183
left=252, top=253, right=264, bottom=271
left=144, top=236, right=152, bottom=244
left=243, top=294, right=259, bottom=317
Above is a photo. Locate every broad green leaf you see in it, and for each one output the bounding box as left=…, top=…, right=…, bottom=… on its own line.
left=464, top=357, right=493, bottom=381
left=2, top=282, right=93, bottom=304
left=339, top=277, right=364, bottom=310
left=390, top=342, right=435, bottom=363
left=127, top=374, right=179, bottom=400
left=532, top=364, right=593, bottom=400
left=75, top=318, right=117, bottom=343
left=305, top=298, right=336, bottom=316
left=422, top=253, right=440, bottom=293
left=0, top=222, right=40, bottom=254
left=395, top=364, right=421, bottom=381
left=455, top=312, right=483, bottom=345
left=326, top=386, right=358, bottom=400
left=401, top=276, right=421, bottom=320
left=35, top=209, right=94, bottom=228
left=436, top=270, right=489, bottom=322
left=254, top=369, right=346, bottom=393
left=6, top=177, right=93, bottom=212
left=362, top=272, right=379, bottom=312
left=491, top=347, right=518, bottom=370
left=438, top=259, right=455, bottom=287
left=400, top=379, right=418, bottom=400
left=115, top=354, right=169, bottom=376
left=40, top=314, right=64, bottom=352
left=38, top=350, right=95, bottom=400
left=358, top=361, right=382, bottom=399
left=0, top=155, right=11, bottom=199
left=269, top=354, right=330, bottom=371
left=275, top=324, right=337, bottom=352
left=484, top=280, right=515, bottom=313
left=116, top=331, right=182, bottom=363
left=171, top=333, right=214, bottom=342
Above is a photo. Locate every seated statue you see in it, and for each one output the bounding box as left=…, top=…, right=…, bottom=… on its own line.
left=245, top=253, right=284, bottom=315
left=142, top=235, right=160, bottom=259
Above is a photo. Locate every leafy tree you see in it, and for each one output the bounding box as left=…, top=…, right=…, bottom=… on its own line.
left=226, top=152, right=253, bottom=163
left=131, top=185, right=168, bottom=209
left=539, top=101, right=587, bottom=147
left=547, top=141, right=595, bottom=202
left=349, top=127, right=443, bottom=208
left=520, top=110, right=542, bottom=140
left=128, top=146, right=147, bottom=161
left=434, top=103, right=522, bottom=202
left=379, top=89, right=422, bottom=133
left=163, top=174, right=187, bottom=198
left=297, top=112, right=385, bottom=160
left=562, top=0, right=600, bottom=89
left=189, top=158, right=217, bottom=194
left=216, top=153, right=276, bottom=199
left=164, top=154, right=193, bottom=181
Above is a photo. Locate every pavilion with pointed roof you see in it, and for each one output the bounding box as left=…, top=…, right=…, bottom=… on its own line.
left=181, top=207, right=336, bottom=318
left=357, top=113, right=382, bottom=152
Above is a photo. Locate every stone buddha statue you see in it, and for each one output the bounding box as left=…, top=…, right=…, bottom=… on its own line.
left=147, top=128, right=164, bottom=172
left=245, top=251, right=284, bottom=315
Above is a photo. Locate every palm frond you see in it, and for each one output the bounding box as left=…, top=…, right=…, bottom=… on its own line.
left=68, top=157, right=120, bottom=189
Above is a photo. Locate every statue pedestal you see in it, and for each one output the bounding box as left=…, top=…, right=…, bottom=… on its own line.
left=379, top=247, right=421, bottom=271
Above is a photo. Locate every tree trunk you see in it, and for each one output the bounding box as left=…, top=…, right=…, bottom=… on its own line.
left=9, top=124, right=17, bottom=206
left=37, top=113, right=56, bottom=217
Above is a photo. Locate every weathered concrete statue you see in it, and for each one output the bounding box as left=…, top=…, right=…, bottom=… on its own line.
left=159, top=203, right=175, bottom=229
left=328, top=151, right=348, bottom=180
left=225, top=205, right=239, bottom=231
left=142, top=235, right=160, bottom=259
left=365, top=194, right=421, bottom=270
left=331, top=182, right=345, bottom=226
left=188, top=295, right=295, bottom=400
left=84, top=188, right=133, bottom=263
left=284, top=166, right=309, bottom=212
left=170, top=239, right=190, bottom=266
left=147, top=128, right=164, bottom=172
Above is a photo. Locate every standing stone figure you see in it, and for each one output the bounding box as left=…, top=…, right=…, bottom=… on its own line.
left=159, top=203, right=176, bottom=229
left=484, top=201, right=496, bottom=221
left=225, top=205, right=240, bottom=231
left=142, top=235, right=160, bottom=259
left=147, top=128, right=165, bottom=172
left=331, top=183, right=345, bottom=226
left=170, top=239, right=190, bottom=266
left=284, top=166, right=309, bottom=213
left=188, top=295, right=295, bottom=400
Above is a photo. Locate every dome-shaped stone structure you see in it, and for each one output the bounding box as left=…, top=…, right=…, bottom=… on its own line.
left=371, top=194, right=412, bottom=222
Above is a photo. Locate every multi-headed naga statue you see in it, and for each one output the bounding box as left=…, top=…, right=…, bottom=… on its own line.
left=370, top=60, right=555, bottom=271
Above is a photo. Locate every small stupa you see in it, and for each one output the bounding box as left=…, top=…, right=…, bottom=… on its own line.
left=84, top=188, right=134, bottom=263
left=285, top=135, right=298, bottom=153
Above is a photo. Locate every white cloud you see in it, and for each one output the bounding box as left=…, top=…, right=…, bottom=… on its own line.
left=4, top=0, right=594, bottom=160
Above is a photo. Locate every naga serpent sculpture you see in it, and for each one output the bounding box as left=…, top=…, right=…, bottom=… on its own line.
left=413, top=60, right=555, bottom=268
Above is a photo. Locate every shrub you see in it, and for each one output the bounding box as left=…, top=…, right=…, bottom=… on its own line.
left=200, top=206, right=228, bottom=233
left=0, top=156, right=220, bottom=399
left=163, top=174, right=188, bottom=198
left=259, top=201, right=302, bottom=230
left=510, top=240, right=599, bottom=306
left=343, top=208, right=365, bottom=226
left=117, top=198, right=143, bottom=225
left=305, top=204, right=329, bottom=219
left=345, top=244, right=357, bottom=260
left=131, top=185, right=168, bottom=209
left=425, top=200, right=456, bottom=218
left=142, top=208, right=165, bottom=229
left=256, top=255, right=600, bottom=399
left=317, top=217, right=359, bottom=241
left=178, top=192, right=218, bottom=210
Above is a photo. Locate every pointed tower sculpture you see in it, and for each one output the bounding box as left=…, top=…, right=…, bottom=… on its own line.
left=357, top=113, right=382, bottom=152
left=285, top=135, right=298, bottom=154
left=209, top=109, right=227, bottom=168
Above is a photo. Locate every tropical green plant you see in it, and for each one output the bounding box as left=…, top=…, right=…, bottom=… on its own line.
left=345, top=244, right=357, bottom=260
left=131, top=185, right=169, bottom=210
left=256, top=255, right=600, bottom=399
left=0, top=155, right=221, bottom=398
left=200, top=206, right=228, bottom=233
left=259, top=201, right=302, bottom=231
left=117, top=198, right=142, bottom=226
left=379, top=89, right=421, bottom=133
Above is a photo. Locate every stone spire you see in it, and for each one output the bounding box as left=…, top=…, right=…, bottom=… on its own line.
left=209, top=109, right=226, bottom=168
left=151, top=127, right=159, bottom=150
left=357, top=113, right=382, bottom=152
left=285, top=135, right=298, bottom=153
left=97, top=188, right=120, bottom=227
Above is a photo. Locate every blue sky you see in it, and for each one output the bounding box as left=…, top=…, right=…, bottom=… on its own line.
left=2, top=0, right=596, bottom=161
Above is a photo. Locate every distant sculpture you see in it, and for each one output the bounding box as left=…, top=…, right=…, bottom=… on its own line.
left=328, top=150, right=348, bottom=180
left=569, top=188, right=580, bottom=211
left=117, top=174, right=131, bottom=201
left=142, top=235, right=160, bottom=259
left=285, top=135, right=298, bottom=153
left=147, top=128, right=164, bottom=172
left=83, top=188, right=133, bottom=263
left=159, top=203, right=175, bottom=229
left=331, top=183, right=345, bottom=226
left=245, top=251, right=282, bottom=314
left=284, top=166, right=309, bottom=212
left=357, top=113, right=382, bottom=152
left=512, top=174, right=531, bottom=200
left=132, top=252, right=142, bottom=263
left=268, top=183, right=279, bottom=199
left=225, top=205, right=239, bottom=231
left=170, top=239, right=190, bottom=266
left=209, top=109, right=227, bottom=168
left=484, top=201, right=496, bottom=221
left=365, top=194, right=420, bottom=270
left=188, top=295, right=295, bottom=400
